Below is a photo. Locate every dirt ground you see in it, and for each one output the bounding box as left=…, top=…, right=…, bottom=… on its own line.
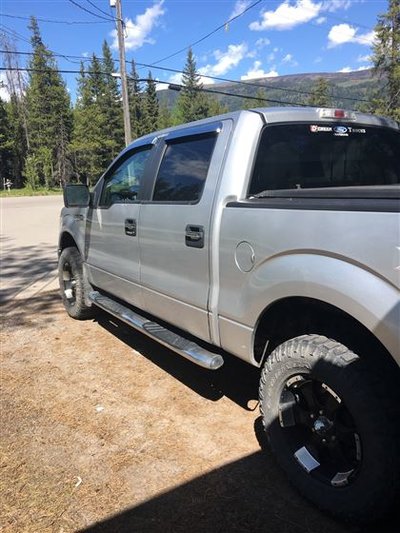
left=1, top=288, right=398, bottom=533
left=1, top=197, right=398, bottom=532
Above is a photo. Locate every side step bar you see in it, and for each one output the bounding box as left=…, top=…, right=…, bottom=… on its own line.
left=89, top=291, right=224, bottom=370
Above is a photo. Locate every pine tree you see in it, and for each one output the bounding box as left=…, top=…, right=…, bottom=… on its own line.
left=87, top=53, right=106, bottom=102
left=25, top=17, right=72, bottom=187
left=158, top=102, right=173, bottom=129
left=243, top=88, right=269, bottom=110
left=175, top=48, right=210, bottom=123
left=72, top=56, right=118, bottom=185
left=101, top=40, right=124, bottom=158
left=128, top=60, right=145, bottom=138
left=372, top=0, right=400, bottom=120
left=0, top=98, right=13, bottom=185
left=142, top=72, right=159, bottom=135
left=307, top=77, right=331, bottom=107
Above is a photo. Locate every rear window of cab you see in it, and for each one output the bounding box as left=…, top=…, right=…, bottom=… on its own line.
left=249, top=124, right=400, bottom=196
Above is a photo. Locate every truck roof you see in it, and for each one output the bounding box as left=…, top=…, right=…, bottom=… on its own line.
left=125, top=106, right=399, bottom=154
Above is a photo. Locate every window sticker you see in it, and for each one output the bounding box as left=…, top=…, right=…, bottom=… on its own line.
left=333, top=125, right=349, bottom=136
left=310, top=125, right=332, bottom=133
left=310, top=125, right=367, bottom=135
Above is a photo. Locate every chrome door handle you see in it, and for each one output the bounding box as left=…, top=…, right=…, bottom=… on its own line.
left=185, top=225, right=204, bottom=248
left=125, top=219, right=137, bottom=237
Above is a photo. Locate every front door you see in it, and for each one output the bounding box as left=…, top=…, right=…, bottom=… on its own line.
left=86, top=144, right=153, bottom=309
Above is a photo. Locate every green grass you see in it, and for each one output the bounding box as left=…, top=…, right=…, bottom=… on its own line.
left=0, top=187, right=63, bottom=197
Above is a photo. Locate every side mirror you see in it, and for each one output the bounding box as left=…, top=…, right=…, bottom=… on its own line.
left=64, top=184, right=90, bottom=208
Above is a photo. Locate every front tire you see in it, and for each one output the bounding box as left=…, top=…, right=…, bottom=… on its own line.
left=58, top=247, right=94, bottom=320
left=259, top=334, right=400, bottom=523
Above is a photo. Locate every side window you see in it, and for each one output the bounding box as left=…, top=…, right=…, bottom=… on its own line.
left=100, top=146, right=152, bottom=207
left=152, top=134, right=217, bottom=203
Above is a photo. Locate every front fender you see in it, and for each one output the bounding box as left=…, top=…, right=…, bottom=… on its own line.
left=59, top=206, right=87, bottom=258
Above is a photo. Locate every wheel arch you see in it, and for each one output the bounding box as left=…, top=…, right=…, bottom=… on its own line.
left=254, top=296, right=399, bottom=377
left=58, top=231, right=79, bottom=256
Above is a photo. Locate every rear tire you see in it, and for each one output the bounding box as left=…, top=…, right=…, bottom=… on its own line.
left=58, top=247, right=94, bottom=320
left=259, top=334, right=400, bottom=523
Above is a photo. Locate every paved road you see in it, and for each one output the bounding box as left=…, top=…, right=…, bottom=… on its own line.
left=0, top=195, right=63, bottom=305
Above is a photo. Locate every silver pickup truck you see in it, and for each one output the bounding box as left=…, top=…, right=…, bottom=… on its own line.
left=59, top=107, right=400, bottom=522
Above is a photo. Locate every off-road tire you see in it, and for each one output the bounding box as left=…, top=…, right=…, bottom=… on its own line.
left=259, top=334, right=400, bottom=523
left=58, top=246, right=94, bottom=320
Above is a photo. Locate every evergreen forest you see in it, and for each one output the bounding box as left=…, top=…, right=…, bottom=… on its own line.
left=0, top=0, right=399, bottom=190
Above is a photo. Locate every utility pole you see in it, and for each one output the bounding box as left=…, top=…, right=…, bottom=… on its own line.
left=112, top=0, right=131, bottom=145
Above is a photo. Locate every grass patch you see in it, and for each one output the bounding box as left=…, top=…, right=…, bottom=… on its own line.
left=0, top=187, right=63, bottom=197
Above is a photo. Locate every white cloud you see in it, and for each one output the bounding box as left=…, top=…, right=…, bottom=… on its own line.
left=256, top=38, right=271, bottom=48
left=247, top=49, right=257, bottom=58
left=167, top=69, right=215, bottom=88
left=111, top=0, right=165, bottom=51
left=167, top=72, right=183, bottom=86
left=328, top=24, right=376, bottom=48
left=241, top=61, right=279, bottom=80
left=338, top=65, right=371, bottom=73
left=282, top=53, right=298, bottom=66
left=322, top=0, right=351, bottom=12
left=357, top=54, right=371, bottom=63
left=199, top=43, right=248, bottom=77
left=316, top=16, right=327, bottom=25
left=229, top=0, right=251, bottom=20
left=249, top=0, right=322, bottom=31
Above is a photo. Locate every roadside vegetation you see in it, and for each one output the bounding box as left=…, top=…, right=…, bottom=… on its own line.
left=0, top=1, right=398, bottom=194
left=0, top=186, right=61, bottom=197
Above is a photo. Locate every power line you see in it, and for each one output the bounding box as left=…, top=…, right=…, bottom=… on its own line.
left=0, top=66, right=311, bottom=106
left=66, top=0, right=115, bottom=22
left=0, top=24, right=32, bottom=45
left=146, top=0, right=265, bottom=67
left=144, top=1, right=375, bottom=69
left=0, top=25, right=83, bottom=65
left=136, top=61, right=372, bottom=104
left=0, top=12, right=109, bottom=25
left=168, top=82, right=308, bottom=107
left=0, top=49, right=373, bottom=105
left=85, top=0, right=116, bottom=20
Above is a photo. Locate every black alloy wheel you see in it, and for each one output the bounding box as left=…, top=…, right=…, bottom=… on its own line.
left=279, top=375, right=361, bottom=488
left=259, top=334, right=400, bottom=522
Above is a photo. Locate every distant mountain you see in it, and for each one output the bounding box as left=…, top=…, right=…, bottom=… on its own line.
left=157, top=69, right=383, bottom=112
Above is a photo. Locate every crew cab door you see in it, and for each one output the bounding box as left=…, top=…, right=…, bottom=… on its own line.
left=139, top=121, right=232, bottom=342
left=85, top=144, right=154, bottom=308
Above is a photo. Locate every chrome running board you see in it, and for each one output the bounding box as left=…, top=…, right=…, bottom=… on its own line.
left=89, top=291, right=224, bottom=370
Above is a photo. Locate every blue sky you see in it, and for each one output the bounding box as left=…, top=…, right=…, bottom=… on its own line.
left=0, top=0, right=386, bottom=100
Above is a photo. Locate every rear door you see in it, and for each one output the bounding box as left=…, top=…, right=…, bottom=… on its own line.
left=139, top=120, right=232, bottom=342
left=86, top=144, right=154, bottom=308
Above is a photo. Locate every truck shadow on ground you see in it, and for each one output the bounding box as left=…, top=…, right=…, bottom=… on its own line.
left=80, top=418, right=400, bottom=533
left=96, top=310, right=260, bottom=410
left=94, top=313, right=400, bottom=533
